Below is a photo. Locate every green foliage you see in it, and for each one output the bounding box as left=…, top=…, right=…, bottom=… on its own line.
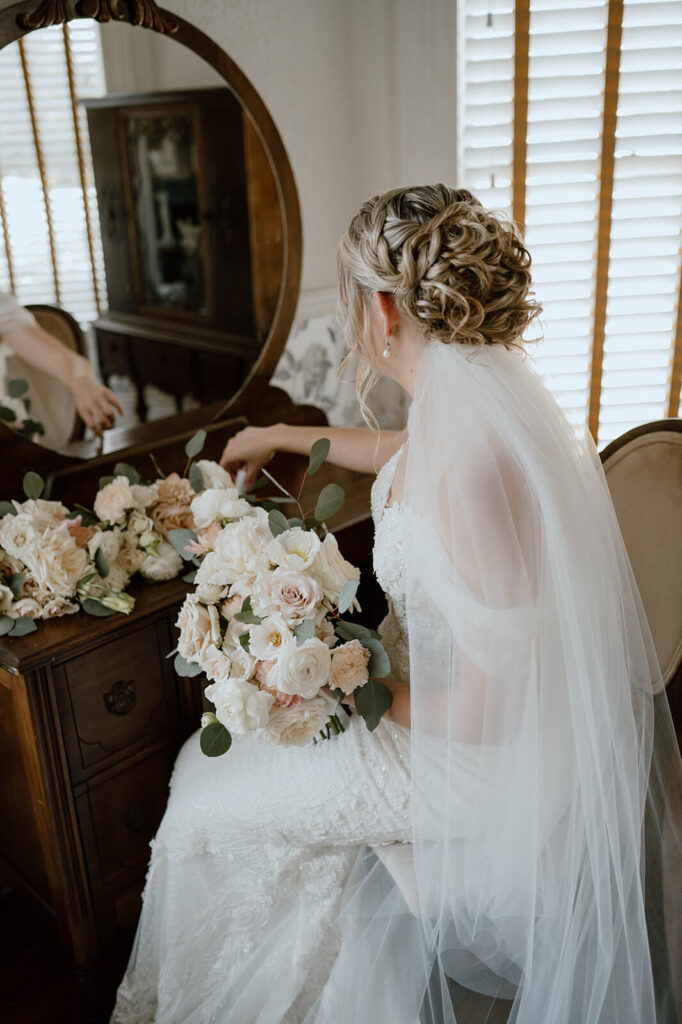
left=185, top=429, right=207, bottom=458
left=0, top=615, right=13, bottom=637
left=0, top=501, right=17, bottom=517
left=314, top=483, right=345, bottom=522
left=307, top=437, right=331, bottom=476
left=181, top=569, right=197, bottom=584
left=168, top=528, right=198, bottom=561
left=8, top=573, right=24, bottom=599
left=200, top=721, right=232, bottom=756
left=94, top=548, right=109, bottom=578
left=239, top=631, right=251, bottom=652
left=354, top=679, right=393, bottom=732
left=234, top=595, right=264, bottom=625
left=189, top=462, right=204, bottom=493
left=23, top=471, right=44, bottom=500
left=335, top=620, right=380, bottom=642
left=8, top=378, right=29, bottom=398
left=7, top=616, right=38, bottom=637
left=294, top=619, right=315, bottom=645
left=337, top=579, right=359, bottom=614
left=81, top=598, right=117, bottom=617
left=362, top=636, right=391, bottom=678
left=76, top=572, right=97, bottom=589
left=0, top=405, right=17, bottom=422
left=98, top=475, right=114, bottom=489
left=174, top=653, right=204, bottom=678
left=268, top=509, right=290, bottom=538
left=113, top=462, right=141, bottom=485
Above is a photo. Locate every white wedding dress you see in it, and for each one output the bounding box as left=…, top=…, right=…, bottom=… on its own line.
left=111, top=445, right=418, bottom=1024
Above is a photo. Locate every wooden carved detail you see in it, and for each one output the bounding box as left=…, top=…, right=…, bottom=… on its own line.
left=17, top=0, right=178, bottom=34
left=17, top=0, right=71, bottom=30
left=76, top=0, right=178, bottom=33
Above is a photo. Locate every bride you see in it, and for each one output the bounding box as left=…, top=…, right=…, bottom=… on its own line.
left=111, top=185, right=682, bottom=1024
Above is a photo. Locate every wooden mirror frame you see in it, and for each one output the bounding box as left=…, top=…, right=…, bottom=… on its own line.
left=0, top=0, right=303, bottom=425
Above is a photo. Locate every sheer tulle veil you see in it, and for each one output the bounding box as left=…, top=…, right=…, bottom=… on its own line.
left=305, top=338, right=682, bottom=1024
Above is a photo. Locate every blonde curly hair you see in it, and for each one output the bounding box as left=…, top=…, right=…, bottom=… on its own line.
left=337, top=184, right=542, bottom=425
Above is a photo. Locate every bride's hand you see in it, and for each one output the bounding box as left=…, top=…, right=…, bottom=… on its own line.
left=321, top=683, right=355, bottom=710
left=220, top=425, right=279, bottom=490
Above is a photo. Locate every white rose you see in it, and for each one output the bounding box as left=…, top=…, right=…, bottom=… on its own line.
left=204, top=678, right=273, bottom=734
left=175, top=594, right=212, bottom=663
left=22, top=499, right=68, bottom=530
left=266, top=636, right=331, bottom=699
left=139, top=540, right=183, bottom=581
left=0, top=583, right=14, bottom=613
left=195, top=460, right=233, bottom=490
left=210, top=516, right=272, bottom=581
left=249, top=614, right=293, bottom=661
left=226, top=643, right=257, bottom=682
left=190, top=487, right=253, bottom=530
left=263, top=692, right=337, bottom=747
left=311, top=533, right=360, bottom=603
left=253, top=567, right=322, bottom=623
left=199, top=642, right=231, bottom=683
left=265, top=527, right=320, bottom=570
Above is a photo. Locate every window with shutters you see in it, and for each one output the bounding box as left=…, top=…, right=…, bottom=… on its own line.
left=461, top=0, right=682, bottom=447
left=0, top=20, right=107, bottom=326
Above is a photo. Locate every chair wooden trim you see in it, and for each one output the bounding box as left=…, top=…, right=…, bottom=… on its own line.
left=24, top=302, right=88, bottom=443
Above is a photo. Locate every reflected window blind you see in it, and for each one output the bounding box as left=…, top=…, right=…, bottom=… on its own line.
left=462, top=0, right=682, bottom=446
left=0, top=20, right=107, bottom=327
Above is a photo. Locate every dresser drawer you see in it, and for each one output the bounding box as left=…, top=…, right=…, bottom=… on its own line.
left=74, top=746, right=175, bottom=900
left=54, top=620, right=180, bottom=783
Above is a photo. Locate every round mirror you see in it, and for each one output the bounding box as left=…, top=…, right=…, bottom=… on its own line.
left=0, top=2, right=301, bottom=452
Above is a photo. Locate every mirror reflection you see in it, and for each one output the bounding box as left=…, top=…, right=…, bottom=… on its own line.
left=0, top=18, right=284, bottom=448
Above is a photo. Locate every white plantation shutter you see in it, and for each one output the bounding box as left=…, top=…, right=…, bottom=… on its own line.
left=461, top=0, right=682, bottom=446
left=0, top=20, right=107, bottom=327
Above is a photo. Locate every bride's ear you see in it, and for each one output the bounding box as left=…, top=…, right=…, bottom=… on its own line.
left=374, top=290, right=399, bottom=336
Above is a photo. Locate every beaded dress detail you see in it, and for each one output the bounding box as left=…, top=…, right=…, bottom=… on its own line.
left=110, top=448, right=413, bottom=1024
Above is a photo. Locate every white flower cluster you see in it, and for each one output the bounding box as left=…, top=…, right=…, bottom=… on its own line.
left=176, top=488, right=370, bottom=748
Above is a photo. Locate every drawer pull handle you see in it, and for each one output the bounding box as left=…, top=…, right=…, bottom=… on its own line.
left=124, top=802, right=154, bottom=835
left=103, top=679, right=136, bottom=716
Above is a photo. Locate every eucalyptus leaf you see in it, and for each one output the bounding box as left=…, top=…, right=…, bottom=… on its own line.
left=335, top=620, right=381, bottom=642
left=239, top=631, right=251, bottom=652
left=307, top=437, right=331, bottom=476
left=189, top=462, right=204, bottom=493
left=0, top=406, right=17, bottom=422
left=81, top=598, right=117, bottom=617
left=288, top=517, right=303, bottom=528
left=98, top=475, right=114, bottom=489
left=113, top=462, right=141, bottom=485
left=234, top=595, right=264, bottom=625
left=185, top=429, right=207, bottom=458
left=354, top=678, right=393, bottom=732
left=294, top=619, right=315, bottom=645
left=73, top=505, right=98, bottom=527
left=8, top=377, right=29, bottom=398
left=94, top=548, right=110, bottom=578
left=268, top=509, right=290, bottom=538
left=22, top=398, right=31, bottom=412
left=262, top=495, right=296, bottom=504
left=8, top=573, right=24, bottom=599
left=314, top=483, right=345, bottom=523
left=23, top=471, right=44, bottom=500
left=200, top=721, right=232, bottom=756
left=362, top=637, right=391, bottom=678
left=0, top=501, right=17, bottom=517
left=247, top=476, right=269, bottom=493
left=0, top=615, right=13, bottom=637
left=9, top=616, right=38, bottom=637
left=260, top=500, right=280, bottom=513
left=337, top=578, right=359, bottom=614
left=182, top=569, right=197, bottom=584
left=304, top=516, right=319, bottom=530
left=174, top=653, right=204, bottom=678
left=19, top=419, right=44, bottom=438
left=168, top=527, right=198, bottom=561
left=76, top=572, right=97, bottom=589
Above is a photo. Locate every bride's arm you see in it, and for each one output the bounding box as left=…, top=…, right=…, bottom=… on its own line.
left=220, top=423, right=406, bottom=489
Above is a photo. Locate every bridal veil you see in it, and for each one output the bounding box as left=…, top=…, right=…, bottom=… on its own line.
left=307, top=338, right=682, bottom=1024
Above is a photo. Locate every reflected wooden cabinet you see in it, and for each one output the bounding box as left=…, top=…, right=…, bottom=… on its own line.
left=85, top=88, right=284, bottom=418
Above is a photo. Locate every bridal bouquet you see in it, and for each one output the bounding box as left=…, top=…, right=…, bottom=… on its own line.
left=173, top=439, right=393, bottom=755
left=0, top=376, right=45, bottom=441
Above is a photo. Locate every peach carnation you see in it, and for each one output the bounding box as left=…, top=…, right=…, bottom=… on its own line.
left=151, top=473, right=196, bottom=538
left=329, top=639, right=370, bottom=696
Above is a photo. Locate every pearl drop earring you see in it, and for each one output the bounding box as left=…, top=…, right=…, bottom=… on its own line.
left=382, top=337, right=391, bottom=359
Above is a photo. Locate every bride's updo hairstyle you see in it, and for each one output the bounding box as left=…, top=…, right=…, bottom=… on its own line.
left=337, top=183, right=542, bottom=422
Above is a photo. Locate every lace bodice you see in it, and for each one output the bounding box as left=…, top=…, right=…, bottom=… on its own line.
left=370, top=443, right=410, bottom=684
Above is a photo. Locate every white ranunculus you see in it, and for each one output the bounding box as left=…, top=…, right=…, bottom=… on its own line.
left=265, top=527, right=320, bottom=570
left=249, top=614, right=293, bottom=661
left=195, top=460, right=233, bottom=490
left=263, top=692, right=337, bottom=747
left=204, top=678, right=273, bottom=734
left=210, top=516, right=272, bottom=580
left=190, top=487, right=253, bottom=530
left=266, top=636, right=331, bottom=699
left=139, top=540, right=183, bottom=581
left=253, top=566, right=322, bottom=623
left=311, top=532, right=360, bottom=603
